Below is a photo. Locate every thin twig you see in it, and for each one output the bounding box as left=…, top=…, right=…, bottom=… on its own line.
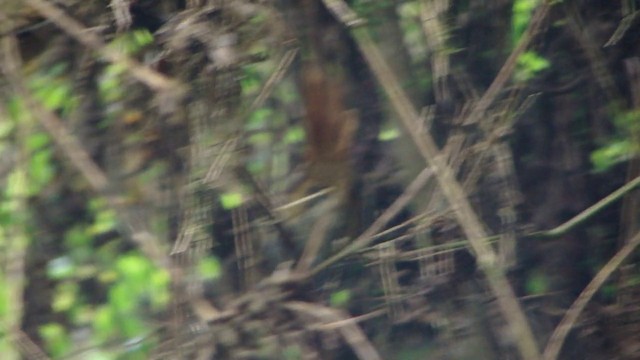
left=246, top=48, right=298, bottom=116
left=110, top=0, right=132, bottom=32
left=296, top=211, right=334, bottom=272
left=464, top=1, right=552, bottom=125
left=9, top=330, right=51, bottom=360
left=535, top=174, right=640, bottom=239
left=543, top=230, right=640, bottom=360
left=310, top=167, right=433, bottom=274
left=284, top=301, right=382, bottom=360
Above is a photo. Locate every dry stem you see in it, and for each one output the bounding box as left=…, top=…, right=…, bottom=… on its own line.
left=543, top=231, right=640, bottom=359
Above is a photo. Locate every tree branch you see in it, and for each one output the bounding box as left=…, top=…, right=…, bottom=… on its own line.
left=543, top=230, right=640, bottom=360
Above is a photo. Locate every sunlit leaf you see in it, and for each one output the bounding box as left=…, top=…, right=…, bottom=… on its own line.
left=515, top=50, right=550, bottom=82
left=330, top=289, right=351, bottom=307
left=220, top=192, right=243, bottom=209
left=378, top=127, right=400, bottom=141
left=591, top=139, right=634, bottom=171
left=132, top=29, right=154, bottom=48
left=89, top=208, right=118, bottom=235
left=197, top=256, right=222, bottom=280
left=149, top=270, right=170, bottom=309
left=284, top=126, right=305, bottom=143
left=116, top=254, right=150, bottom=281
left=512, top=0, right=541, bottom=45
left=52, top=282, right=79, bottom=312
left=110, top=283, right=137, bottom=313
left=94, top=306, right=116, bottom=340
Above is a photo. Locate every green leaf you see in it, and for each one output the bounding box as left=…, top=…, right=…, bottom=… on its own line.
left=149, top=270, right=170, bottom=309
left=512, top=0, right=541, bottom=45
left=94, top=306, right=116, bottom=340
left=378, top=127, right=400, bottom=141
left=39, top=323, right=71, bottom=357
left=29, top=149, right=55, bottom=192
left=52, top=282, right=79, bottom=312
left=197, top=256, right=222, bottom=280
left=329, top=289, right=351, bottom=307
left=248, top=108, right=272, bottom=129
left=116, top=254, right=150, bottom=281
left=241, top=70, right=262, bottom=94
left=0, top=278, right=7, bottom=318
left=26, top=132, right=50, bottom=150
left=43, top=83, right=72, bottom=110
left=132, top=29, right=154, bottom=48
left=515, top=51, right=550, bottom=82
left=220, top=192, right=243, bottom=209
left=110, top=283, right=137, bottom=313
left=284, top=126, right=305, bottom=143
left=591, top=139, right=634, bottom=171
left=64, top=225, right=92, bottom=248
left=6, top=169, right=28, bottom=199
left=89, top=208, right=118, bottom=235
left=525, top=272, right=548, bottom=295
left=119, top=313, right=145, bottom=337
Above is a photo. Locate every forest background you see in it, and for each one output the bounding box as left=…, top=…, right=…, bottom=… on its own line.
left=1, top=0, right=640, bottom=359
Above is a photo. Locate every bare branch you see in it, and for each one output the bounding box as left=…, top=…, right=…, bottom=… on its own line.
left=543, top=230, right=640, bottom=360
left=464, top=1, right=552, bottom=126
left=536, top=174, right=640, bottom=239
left=284, top=301, right=382, bottom=360
left=310, top=167, right=433, bottom=274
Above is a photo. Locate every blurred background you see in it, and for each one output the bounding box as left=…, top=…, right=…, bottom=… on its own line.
left=1, top=0, right=639, bottom=359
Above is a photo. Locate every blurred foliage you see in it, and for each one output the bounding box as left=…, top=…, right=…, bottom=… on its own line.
left=525, top=271, right=550, bottom=295
left=512, top=0, right=551, bottom=82
left=514, top=50, right=550, bottom=82
left=0, top=29, right=168, bottom=359
left=3, top=0, right=640, bottom=358
left=512, top=0, right=541, bottom=45
left=591, top=109, right=640, bottom=171
left=329, top=289, right=351, bottom=308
